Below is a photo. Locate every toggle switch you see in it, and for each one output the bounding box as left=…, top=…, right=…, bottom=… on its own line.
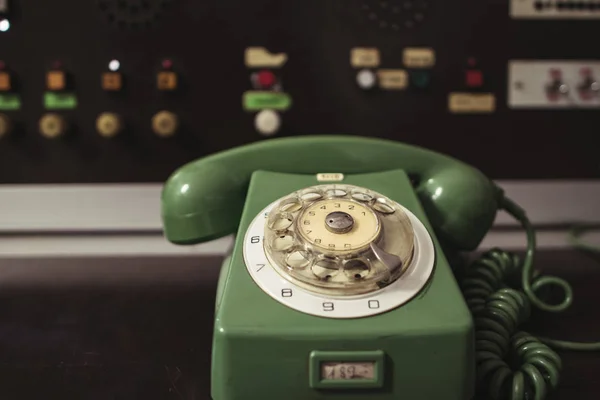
left=0, top=113, right=12, bottom=138
left=96, top=112, right=123, bottom=138
left=546, top=69, right=569, bottom=100
left=152, top=110, right=178, bottom=137
left=39, top=113, right=67, bottom=139
left=578, top=67, right=599, bottom=100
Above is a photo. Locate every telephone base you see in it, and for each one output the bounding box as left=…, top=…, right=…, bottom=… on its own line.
left=211, top=170, right=475, bottom=400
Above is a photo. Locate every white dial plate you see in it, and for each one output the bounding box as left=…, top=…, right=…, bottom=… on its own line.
left=243, top=199, right=436, bottom=319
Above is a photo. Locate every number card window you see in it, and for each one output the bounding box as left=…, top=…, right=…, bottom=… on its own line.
left=309, top=350, right=385, bottom=389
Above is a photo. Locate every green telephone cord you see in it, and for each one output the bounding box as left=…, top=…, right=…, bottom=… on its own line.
left=462, top=197, right=600, bottom=400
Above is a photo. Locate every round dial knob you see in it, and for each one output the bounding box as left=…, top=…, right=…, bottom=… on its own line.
left=151, top=110, right=178, bottom=137
left=96, top=112, right=123, bottom=138
left=0, top=113, right=13, bottom=138
left=263, top=184, right=415, bottom=296
left=39, top=113, right=68, bottom=139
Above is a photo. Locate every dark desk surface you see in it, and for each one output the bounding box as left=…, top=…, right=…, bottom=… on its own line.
left=0, top=251, right=598, bottom=400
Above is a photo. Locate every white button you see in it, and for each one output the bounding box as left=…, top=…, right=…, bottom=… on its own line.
left=254, top=109, right=280, bottom=136
left=356, top=69, right=376, bottom=89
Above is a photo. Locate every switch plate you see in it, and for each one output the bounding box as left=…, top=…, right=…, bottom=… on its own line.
left=510, top=0, right=600, bottom=19
left=508, top=60, right=600, bottom=109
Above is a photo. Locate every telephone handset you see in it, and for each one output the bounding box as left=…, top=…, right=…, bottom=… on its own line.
left=162, top=135, right=500, bottom=249
left=161, top=136, right=599, bottom=400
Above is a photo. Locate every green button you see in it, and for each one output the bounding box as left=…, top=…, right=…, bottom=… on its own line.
left=243, top=91, right=292, bottom=111
left=0, top=94, right=21, bottom=110
left=411, top=71, right=430, bottom=88
left=44, top=92, right=78, bottom=110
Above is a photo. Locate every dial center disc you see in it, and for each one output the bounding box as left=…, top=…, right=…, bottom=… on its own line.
left=325, top=211, right=355, bottom=234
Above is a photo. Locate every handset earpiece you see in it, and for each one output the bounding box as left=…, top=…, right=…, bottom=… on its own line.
left=161, top=135, right=502, bottom=250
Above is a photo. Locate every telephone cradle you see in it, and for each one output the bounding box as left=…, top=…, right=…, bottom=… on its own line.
left=160, top=136, right=599, bottom=400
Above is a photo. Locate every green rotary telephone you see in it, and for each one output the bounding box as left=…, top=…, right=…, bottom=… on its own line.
left=160, top=136, right=599, bottom=400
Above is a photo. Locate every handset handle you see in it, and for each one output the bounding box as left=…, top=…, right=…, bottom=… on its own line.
left=161, top=136, right=502, bottom=249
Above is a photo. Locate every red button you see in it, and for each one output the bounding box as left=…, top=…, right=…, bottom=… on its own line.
left=465, top=70, right=483, bottom=87
left=257, top=70, right=276, bottom=88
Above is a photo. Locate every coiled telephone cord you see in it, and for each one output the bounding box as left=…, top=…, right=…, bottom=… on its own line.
left=461, top=197, right=600, bottom=400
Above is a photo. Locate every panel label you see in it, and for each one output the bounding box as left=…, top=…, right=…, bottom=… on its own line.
left=44, top=92, right=78, bottom=110
left=243, top=91, right=292, bottom=111
left=403, top=48, right=435, bottom=68
left=448, top=93, right=496, bottom=113
left=350, top=48, right=380, bottom=68
left=0, top=94, right=20, bottom=110
left=245, top=47, right=288, bottom=68
left=377, top=69, right=408, bottom=90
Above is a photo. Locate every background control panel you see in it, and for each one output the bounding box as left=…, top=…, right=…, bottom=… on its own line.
left=508, top=61, right=600, bottom=108
left=511, top=0, right=600, bottom=18
left=0, top=0, right=599, bottom=182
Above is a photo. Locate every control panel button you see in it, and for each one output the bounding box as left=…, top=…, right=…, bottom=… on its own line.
left=356, top=69, right=376, bottom=89
left=255, top=70, right=276, bottom=89
left=47, top=70, right=66, bottom=91
left=39, top=113, right=67, bottom=139
left=152, top=111, right=178, bottom=137
left=0, top=113, right=12, bottom=138
left=0, top=71, right=10, bottom=91
left=410, top=71, right=430, bottom=88
left=254, top=109, right=280, bottom=136
left=96, top=112, right=123, bottom=138
left=157, top=71, right=177, bottom=91
left=465, top=70, right=483, bottom=87
left=102, top=72, right=122, bottom=91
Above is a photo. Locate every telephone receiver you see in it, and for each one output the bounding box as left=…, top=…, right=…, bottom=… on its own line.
left=161, top=135, right=503, bottom=249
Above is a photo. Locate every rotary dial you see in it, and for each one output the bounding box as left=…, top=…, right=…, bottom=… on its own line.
left=263, top=184, right=415, bottom=296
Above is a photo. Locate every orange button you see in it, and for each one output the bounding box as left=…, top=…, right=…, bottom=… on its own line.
left=157, top=71, right=177, bottom=90
left=102, top=72, right=122, bottom=91
left=47, top=70, right=66, bottom=91
left=0, top=71, right=10, bottom=91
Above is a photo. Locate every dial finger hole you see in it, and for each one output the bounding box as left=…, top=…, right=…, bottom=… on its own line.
left=325, top=187, right=347, bottom=197
left=267, top=211, right=294, bottom=231
left=351, top=189, right=373, bottom=202
left=279, top=197, right=303, bottom=213
left=286, top=250, right=312, bottom=270
left=372, top=198, right=396, bottom=214
left=343, top=259, right=371, bottom=280
left=311, top=259, right=340, bottom=280
left=300, top=189, right=324, bottom=203
left=271, top=232, right=295, bottom=252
